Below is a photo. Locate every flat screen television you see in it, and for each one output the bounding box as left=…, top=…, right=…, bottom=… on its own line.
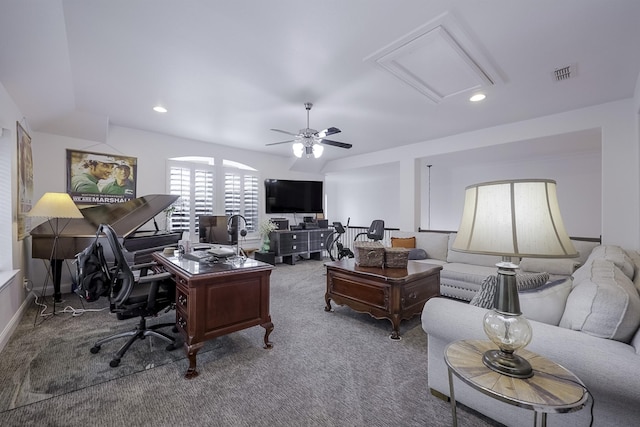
left=265, top=179, right=323, bottom=214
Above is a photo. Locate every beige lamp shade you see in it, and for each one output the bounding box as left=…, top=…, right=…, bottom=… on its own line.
left=452, top=179, right=577, bottom=258
left=28, top=192, right=84, bottom=219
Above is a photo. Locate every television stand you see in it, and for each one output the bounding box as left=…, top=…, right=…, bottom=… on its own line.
left=268, top=229, right=328, bottom=265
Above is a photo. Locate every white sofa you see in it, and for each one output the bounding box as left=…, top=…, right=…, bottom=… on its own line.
left=391, top=231, right=599, bottom=301
left=422, top=245, right=640, bottom=427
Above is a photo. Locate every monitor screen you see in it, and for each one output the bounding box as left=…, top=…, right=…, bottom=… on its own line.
left=198, top=215, right=229, bottom=244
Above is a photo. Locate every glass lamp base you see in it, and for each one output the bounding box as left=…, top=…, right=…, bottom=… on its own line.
left=482, top=349, right=533, bottom=379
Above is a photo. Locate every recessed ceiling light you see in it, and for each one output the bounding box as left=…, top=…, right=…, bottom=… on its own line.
left=153, top=106, right=167, bottom=113
left=469, top=93, right=486, bottom=102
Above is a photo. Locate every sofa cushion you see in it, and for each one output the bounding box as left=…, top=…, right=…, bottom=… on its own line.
left=571, top=239, right=600, bottom=265
left=519, top=257, right=580, bottom=276
left=623, top=249, right=640, bottom=293
left=519, top=278, right=573, bottom=326
left=560, top=259, right=640, bottom=342
left=578, top=245, right=635, bottom=280
left=391, top=236, right=415, bottom=249
left=446, top=233, right=503, bottom=267
left=470, top=272, right=549, bottom=309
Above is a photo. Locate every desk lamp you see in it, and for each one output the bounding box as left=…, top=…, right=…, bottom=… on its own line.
left=452, top=179, right=577, bottom=378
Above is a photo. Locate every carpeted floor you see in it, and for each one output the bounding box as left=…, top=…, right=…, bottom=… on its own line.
left=0, top=258, right=498, bottom=426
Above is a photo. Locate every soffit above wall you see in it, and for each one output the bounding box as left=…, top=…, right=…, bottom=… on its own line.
left=364, top=12, right=504, bottom=103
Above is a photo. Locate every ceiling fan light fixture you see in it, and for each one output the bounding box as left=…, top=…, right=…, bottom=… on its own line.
left=292, top=142, right=304, bottom=158
left=313, top=144, right=324, bottom=158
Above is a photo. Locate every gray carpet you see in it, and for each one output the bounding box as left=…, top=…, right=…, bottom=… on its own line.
left=0, top=259, right=497, bottom=426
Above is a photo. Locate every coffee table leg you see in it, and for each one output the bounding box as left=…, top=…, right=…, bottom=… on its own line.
left=389, top=315, right=401, bottom=340
left=448, top=367, right=458, bottom=427
left=324, top=294, right=333, bottom=312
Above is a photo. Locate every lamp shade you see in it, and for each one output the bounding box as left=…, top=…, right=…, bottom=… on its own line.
left=292, top=142, right=304, bottom=158
left=452, top=179, right=577, bottom=258
left=28, top=192, right=83, bottom=219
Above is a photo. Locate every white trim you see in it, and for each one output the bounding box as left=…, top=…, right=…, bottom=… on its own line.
left=0, top=282, right=33, bottom=353
left=0, top=269, right=19, bottom=293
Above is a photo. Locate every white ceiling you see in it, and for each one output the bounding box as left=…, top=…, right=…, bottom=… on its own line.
left=1, top=1, right=639, bottom=163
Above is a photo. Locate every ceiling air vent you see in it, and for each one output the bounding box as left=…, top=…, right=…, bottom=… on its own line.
left=553, top=64, right=577, bottom=82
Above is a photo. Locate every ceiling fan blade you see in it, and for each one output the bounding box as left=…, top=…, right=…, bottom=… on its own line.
left=316, top=127, right=341, bottom=138
left=320, top=139, right=352, bottom=149
left=265, top=139, right=295, bottom=146
left=270, top=128, right=299, bottom=137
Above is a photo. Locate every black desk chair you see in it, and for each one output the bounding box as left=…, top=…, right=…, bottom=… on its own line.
left=354, top=219, right=385, bottom=242
left=83, top=224, right=178, bottom=368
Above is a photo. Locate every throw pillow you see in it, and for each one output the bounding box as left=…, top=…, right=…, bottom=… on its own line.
left=560, top=259, right=640, bottom=342
left=408, top=248, right=428, bottom=260
left=470, top=272, right=550, bottom=309
left=391, top=237, right=416, bottom=249
left=519, top=278, right=573, bottom=326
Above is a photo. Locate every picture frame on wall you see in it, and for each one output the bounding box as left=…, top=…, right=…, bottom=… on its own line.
left=66, top=149, right=138, bottom=205
left=17, top=121, right=34, bottom=240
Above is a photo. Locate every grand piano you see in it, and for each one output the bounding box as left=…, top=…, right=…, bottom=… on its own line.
left=31, top=194, right=181, bottom=302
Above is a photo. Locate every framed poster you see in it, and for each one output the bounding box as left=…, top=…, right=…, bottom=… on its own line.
left=66, top=149, right=137, bottom=205
left=17, top=122, right=34, bottom=240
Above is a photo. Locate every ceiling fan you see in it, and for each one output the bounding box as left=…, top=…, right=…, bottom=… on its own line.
left=266, top=102, right=352, bottom=158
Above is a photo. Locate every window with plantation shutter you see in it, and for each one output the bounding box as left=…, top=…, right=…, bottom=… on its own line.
left=168, top=160, right=215, bottom=236
left=224, top=170, right=258, bottom=232
left=166, top=157, right=259, bottom=236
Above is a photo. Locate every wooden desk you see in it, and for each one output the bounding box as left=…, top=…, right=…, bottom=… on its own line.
left=153, top=253, right=274, bottom=379
left=324, top=259, right=441, bottom=339
left=445, top=340, right=588, bottom=427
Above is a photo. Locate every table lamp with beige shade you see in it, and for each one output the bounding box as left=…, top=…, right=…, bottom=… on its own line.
left=451, top=179, right=577, bottom=378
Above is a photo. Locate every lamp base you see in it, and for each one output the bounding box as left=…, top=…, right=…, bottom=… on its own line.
left=482, top=349, right=533, bottom=379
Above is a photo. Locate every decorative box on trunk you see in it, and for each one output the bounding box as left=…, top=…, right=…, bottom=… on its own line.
left=384, top=247, right=409, bottom=268
left=353, top=241, right=385, bottom=267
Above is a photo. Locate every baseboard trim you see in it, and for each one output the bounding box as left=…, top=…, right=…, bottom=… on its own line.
left=0, top=291, right=34, bottom=353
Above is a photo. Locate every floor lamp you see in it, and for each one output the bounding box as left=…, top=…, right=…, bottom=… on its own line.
left=28, top=193, right=83, bottom=313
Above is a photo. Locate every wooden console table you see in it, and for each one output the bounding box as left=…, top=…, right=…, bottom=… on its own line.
left=324, top=259, right=441, bottom=339
left=153, top=252, right=274, bottom=379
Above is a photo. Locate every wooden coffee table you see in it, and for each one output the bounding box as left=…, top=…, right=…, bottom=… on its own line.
left=324, top=259, right=441, bottom=339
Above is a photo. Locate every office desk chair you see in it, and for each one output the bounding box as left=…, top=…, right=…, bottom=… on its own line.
left=85, top=224, right=178, bottom=368
left=354, top=219, right=385, bottom=242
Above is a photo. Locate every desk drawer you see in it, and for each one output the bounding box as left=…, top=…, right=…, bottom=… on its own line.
left=175, top=286, right=189, bottom=332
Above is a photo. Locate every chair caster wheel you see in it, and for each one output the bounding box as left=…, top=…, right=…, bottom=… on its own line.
left=90, top=346, right=101, bottom=354
left=109, top=359, right=121, bottom=368
left=172, top=326, right=178, bottom=333
left=166, top=342, right=178, bottom=351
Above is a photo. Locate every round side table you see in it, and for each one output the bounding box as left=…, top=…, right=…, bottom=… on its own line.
left=444, top=340, right=588, bottom=427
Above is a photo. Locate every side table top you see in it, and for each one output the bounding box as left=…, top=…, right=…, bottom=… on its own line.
left=445, top=340, right=588, bottom=414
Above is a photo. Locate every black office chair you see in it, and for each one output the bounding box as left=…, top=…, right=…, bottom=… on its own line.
left=354, top=219, right=385, bottom=242
left=85, top=224, right=178, bottom=368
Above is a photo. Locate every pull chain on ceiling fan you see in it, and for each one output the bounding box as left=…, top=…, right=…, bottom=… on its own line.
left=266, top=102, right=352, bottom=158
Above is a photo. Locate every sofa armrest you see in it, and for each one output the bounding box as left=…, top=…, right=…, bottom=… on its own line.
left=422, top=297, right=640, bottom=426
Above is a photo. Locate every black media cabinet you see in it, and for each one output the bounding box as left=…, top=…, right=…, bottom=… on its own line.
left=268, top=229, right=329, bottom=264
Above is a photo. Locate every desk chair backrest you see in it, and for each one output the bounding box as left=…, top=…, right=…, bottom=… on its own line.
left=99, top=223, right=136, bottom=307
